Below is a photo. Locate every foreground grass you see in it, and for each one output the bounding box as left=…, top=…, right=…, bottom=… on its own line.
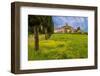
left=28, top=34, right=88, bottom=60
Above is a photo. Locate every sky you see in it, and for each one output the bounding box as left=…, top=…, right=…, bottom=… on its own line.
left=52, top=16, right=88, bottom=32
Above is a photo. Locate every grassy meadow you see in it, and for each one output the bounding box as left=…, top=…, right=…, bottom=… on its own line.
left=28, top=34, right=88, bottom=60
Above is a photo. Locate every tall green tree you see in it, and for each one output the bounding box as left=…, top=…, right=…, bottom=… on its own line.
left=28, top=15, right=41, bottom=51
left=40, top=16, right=54, bottom=40
left=28, top=15, right=54, bottom=51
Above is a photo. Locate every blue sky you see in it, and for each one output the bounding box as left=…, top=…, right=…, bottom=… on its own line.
left=52, top=16, right=88, bottom=32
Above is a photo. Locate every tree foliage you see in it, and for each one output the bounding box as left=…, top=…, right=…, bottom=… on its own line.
left=28, top=15, right=54, bottom=38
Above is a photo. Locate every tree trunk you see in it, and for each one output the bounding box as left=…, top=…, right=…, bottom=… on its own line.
left=34, top=26, right=39, bottom=51
left=45, top=28, right=48, bottom=40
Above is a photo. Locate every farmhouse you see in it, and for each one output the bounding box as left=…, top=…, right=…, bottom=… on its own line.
left=54, top=24, right=81, bottom=33
left=54, top=24, right=77, bottom=33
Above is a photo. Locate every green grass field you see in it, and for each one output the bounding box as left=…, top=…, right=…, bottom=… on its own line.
left=28, top=34, right=88, bottom=60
